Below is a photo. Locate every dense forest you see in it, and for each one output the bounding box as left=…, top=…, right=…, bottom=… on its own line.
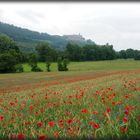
left=0, top=22, right=140, bottom=73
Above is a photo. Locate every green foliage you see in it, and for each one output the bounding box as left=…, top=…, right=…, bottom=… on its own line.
left=118, top=49, right=140, bottom=60
left=134, top=51, right=140, bottom=60
left=1, top=22, right=140, bottom=63
left=57, top=57, right=69, bottom=71
left=46, top=62, right=51, bottom=72
left=28, top=53, right=42, bottom=72
left=119, top=50, right=127, bottom=59
left=126, top=48, right=135, bottom=58
left=63, top=58, right=69, bottom=71
left=0, top=34, right=23, bottom=73
left=0, top=53, right=17, bottom=73
left=36, top=41, right=57, bottom=62
left=57, top=57, right=63, bottom=71
left=0, top=22, right=94, bottom=53
left=31, top=65, right=43, bottom=72
left=1, top=66, right=140, bottom=138
left=65, top=43, right=82, bottom=61
left=46, top=56, right=52, bottom=72
left=65, top=43, right=116, bottom=61
left=0, top=33, right=19, bottom=53
left=28, top=53, right=38, bottom=67
left=15, top=64, right=24, bottom=73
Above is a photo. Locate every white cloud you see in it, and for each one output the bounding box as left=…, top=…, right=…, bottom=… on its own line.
left=0, top=2, right=140, bottom=50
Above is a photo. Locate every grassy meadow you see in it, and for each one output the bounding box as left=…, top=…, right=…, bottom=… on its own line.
left=23, top=59, right=140, bottom=72
left=0, top=59, right=140, bottom=139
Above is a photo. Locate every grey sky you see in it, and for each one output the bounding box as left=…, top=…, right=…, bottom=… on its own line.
left=0, top=2, right=140, bottom=51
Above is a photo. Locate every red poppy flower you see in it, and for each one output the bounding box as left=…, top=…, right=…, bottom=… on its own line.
left=69, top=101, right=73, bottom=105
left=10, top=134, right=16, bottom=139
left=124, top=84, right=127, bottom=88
left=4, top=106, right=8, bottom=110
left=10, top=102, right=15, bottom=106
left=38, top=134, right=45, bottom=140
left=59, top=120, right=64, bottom=123
left=113, top=93, right=116, bottom=96
left=48, top=121, right=54, bottom=127
left=106, top=108, right=111, bottom=113
left=76, top=127, right=81, bottom=134
left=14, top=98, right=18, bottom=103
left=12, top=113, right=15, bottom=118
left=133, top=87, right=138, bottom=91
left=69, top=131, right=74, bottom=136
left=68, top=127, right=72, bottom=131
left=69, top=95, right=72, bottom=98
left=17, top=133, right=24, bottom=139
left=59, top=122, right=64, bottom=127
left=29, top=105, right=33, bottom=111
left=21, top=103, right=26, bottom=107
left=24, top=121, right=29, bottom=125
left=76, top=120, right=80, bottom=123
left=0, top=115, right=4, bottom=121
left=103, top=112, right=107, bottom=117
left=0, top=99, right=2, bottom=103
left=81, top=109, right=88, bottom=114
left=37, top=122, right=43, bottom=127
left=124, top=110, right=129, bottom=115
left=125, top=106, right=131, bottom=111
left=138, top=116, right=140, bottom=121
left=67, top=119, right=72, bottom=125
left=65, top=111, right=69, bottom=115
left=93, top=111, right=97, bottom=115
left=125, top=95, right=129, bottom=99
left=112, top=102, right=116, bottom=105
left=54, top=132, right=59, bottom=138
left=93, top=123, right=99, bottom=129
left=90, top=121, right=94, bottom=125
left=36, top=112, right=39, bottom=115
left=122, top=127, right=127, bottom=133
left=77, top=127, right=80, bottom=131
left=123, top=117, right=128, bottom=123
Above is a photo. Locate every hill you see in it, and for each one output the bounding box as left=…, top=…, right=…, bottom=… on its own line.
left=0, top=22, right=95, bottom=53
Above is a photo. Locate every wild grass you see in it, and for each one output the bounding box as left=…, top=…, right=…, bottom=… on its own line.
left=0, top=59, right=140, bottom=139
left=23, top=59, right=140, bottom=72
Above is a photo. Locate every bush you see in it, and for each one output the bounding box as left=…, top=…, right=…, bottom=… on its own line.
left=46, top=56, right=52, bottom=72
left=15, top=64, right=24, bottom=73
left=0, top=53, right=17, bottom=73
left=31, top=65, right=43, bottom=72
left=57, top=57, right=69, bottom=71
left=46, top=62, right=51, bottom=72
left=0, top=34, right=23, bottom=73
left=63, top=58, right=69, bottom=71
left=134, top=52, right=140, bottom=60
left=28, top=53, right=42, bottom=72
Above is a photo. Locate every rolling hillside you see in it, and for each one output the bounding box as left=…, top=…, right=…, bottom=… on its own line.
left=0, top=22, right=95, bottom=53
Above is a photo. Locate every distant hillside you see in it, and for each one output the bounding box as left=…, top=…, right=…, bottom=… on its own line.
left=0, top=22, right=95, bottom=53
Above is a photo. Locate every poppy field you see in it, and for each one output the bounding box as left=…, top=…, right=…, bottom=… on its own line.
left=0, top=63, right=140, bottom=139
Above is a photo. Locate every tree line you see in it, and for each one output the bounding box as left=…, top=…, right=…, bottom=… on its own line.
left=0, top=33, right=140, bottom=73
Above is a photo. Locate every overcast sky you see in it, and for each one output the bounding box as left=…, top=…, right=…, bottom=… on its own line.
left=0, top=2, right=140, bottom=51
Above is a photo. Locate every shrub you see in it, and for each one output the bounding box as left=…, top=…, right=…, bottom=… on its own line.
left=0, top=53, right=17, bottom=73
left=31, top=65, right=43, bottom=72
left=46, top=56, right=52, bottom=72
left=57, top=57, right=69, bottom=71
left=134, top=52, right=140, bottom=60
left=15, top=64, right=24, bottom=73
